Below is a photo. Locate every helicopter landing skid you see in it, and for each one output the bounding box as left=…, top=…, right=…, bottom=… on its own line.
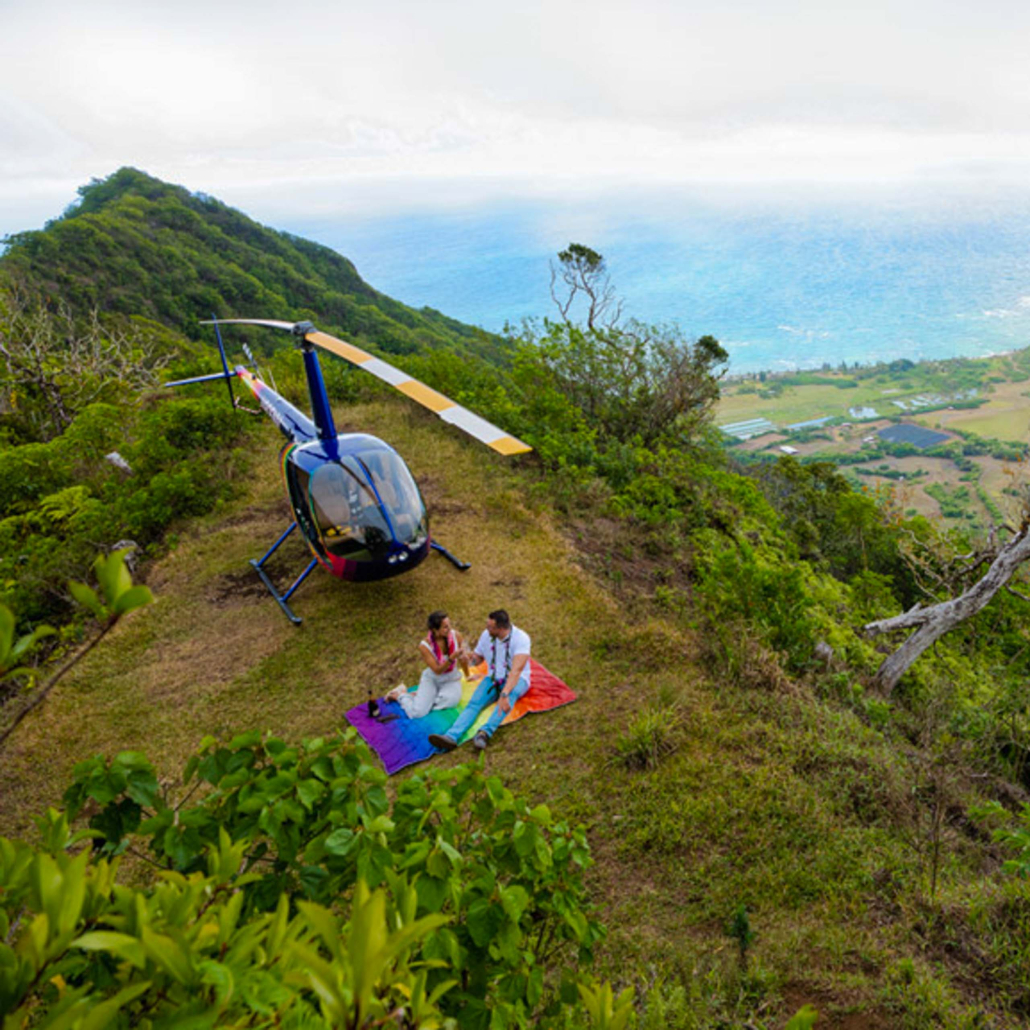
left=431, top=541, right=471, bottom=571
left=250, top=521, right=317, bottom=625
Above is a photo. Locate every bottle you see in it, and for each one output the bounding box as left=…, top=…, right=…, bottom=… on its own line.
left=368, top=689, right=380, bottom=719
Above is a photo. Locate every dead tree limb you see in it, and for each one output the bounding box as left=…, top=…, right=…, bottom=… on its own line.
left=863, top=523, right=1030, bottom=692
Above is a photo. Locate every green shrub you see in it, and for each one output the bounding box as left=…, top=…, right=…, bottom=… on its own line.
left=612, top=705, right=680, bottom=771
left=0, top=396, right=252, bottom=626
left=696, top=543, right=817, bottom=671
left=49, top=730, right=604, bottom=1028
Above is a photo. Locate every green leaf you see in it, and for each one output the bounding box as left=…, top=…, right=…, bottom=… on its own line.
left=786, top=1005, right=820, bottom=1030
left=9, top=625, right=55, bottom=666
left=0, top=605, right=14, bottom=665
left=296, top=778, right=326, bottom=811
left=499, top=885, right=529, bottom=923
left=228, top=730, right=263, bottom=750
left=94, top=551, right=133, bottom=607
left=141, top=926, right=196, bottom=985
left=68, top=581, right=105, bottom=620
left=111, top=585, right=153, bottom=617
left=72, top=931, right=148, bottom=970
left=513, top=822, right=538, bottom=859
left=466, top=898, right=503, bottom=948
left=324, top=827, right=355, bottom=857
left=365, top=815, right=395, bottom=835
left=529, top=804, right=552, bottom=824
left=79, top=980, right=152, bottom=1030
left=198, top=959, right=235, bottom=1004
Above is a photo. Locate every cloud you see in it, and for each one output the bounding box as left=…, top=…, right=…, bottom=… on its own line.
left=2, top=0, right=1030, bottom=232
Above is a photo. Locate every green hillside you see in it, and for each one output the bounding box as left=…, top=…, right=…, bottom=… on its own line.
left=1, top=166, right=499, bottom=360
left=4, top=172, right=1030, bottom=1028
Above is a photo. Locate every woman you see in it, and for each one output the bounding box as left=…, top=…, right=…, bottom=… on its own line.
left=385, top=610, right=469, bottom=718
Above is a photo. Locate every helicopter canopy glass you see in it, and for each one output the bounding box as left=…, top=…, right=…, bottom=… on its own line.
left=354, top=446, right=427, bottom=546
left=308, top=459, right=390, bottom=559
left=306, top=448, right=427, bottom=560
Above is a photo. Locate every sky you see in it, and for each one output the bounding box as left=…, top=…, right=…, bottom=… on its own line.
left=3, top=0, right=1030, bottom=235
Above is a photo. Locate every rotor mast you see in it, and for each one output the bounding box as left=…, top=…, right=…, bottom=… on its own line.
left=294, top=321, right=339, bottom=454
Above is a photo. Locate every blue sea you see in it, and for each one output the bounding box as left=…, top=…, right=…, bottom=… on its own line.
left=283, top=183, right=1030, bottom=374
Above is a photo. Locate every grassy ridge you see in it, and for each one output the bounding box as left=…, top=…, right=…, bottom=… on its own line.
left=1, top=396, right=1023, bottom=1027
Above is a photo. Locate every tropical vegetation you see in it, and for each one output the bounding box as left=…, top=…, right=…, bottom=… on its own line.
left=4, top=169, right=1030, bottom=1025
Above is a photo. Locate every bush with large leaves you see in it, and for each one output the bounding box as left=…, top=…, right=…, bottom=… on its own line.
left=0, top=731, right=603, bottom=1028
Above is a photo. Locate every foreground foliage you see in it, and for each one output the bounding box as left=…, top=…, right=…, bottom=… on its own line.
left=0, top=550, right=153, bottom=744
left=1, top=731, right=603, bottom=1028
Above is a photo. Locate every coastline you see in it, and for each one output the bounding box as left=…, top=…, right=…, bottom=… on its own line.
left=722, top=346, right=1024, bottom=382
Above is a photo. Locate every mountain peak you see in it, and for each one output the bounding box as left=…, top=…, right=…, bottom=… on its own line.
left=66, top=167, right=191, bottom=219
left=2, top=170, right=496, bottom=358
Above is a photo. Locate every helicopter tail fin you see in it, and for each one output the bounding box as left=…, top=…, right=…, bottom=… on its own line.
left=163, top=316, right=238, bottom=410
left=212, top=317, right=236, bottom=409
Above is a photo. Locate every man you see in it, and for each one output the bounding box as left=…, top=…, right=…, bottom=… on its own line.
left=428, top=609, right=531, bottom=752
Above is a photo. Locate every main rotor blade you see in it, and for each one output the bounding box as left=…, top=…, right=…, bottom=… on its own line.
left=203, top=318, right=532, bottom=456
left=200, top=318, right=298, bottom=331
left=308, top=328, right=531, bottom=455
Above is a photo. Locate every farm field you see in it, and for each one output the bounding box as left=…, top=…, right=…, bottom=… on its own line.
left=717, top=379, right=870, bottom=427
left=719, top=349, right=1030, bottom=530
left=845, top=454, right=999, bottom=522
left=924, top=379, right=1030, bottom=440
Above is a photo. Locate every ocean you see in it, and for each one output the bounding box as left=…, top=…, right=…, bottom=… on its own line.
left=283, top=183, right=1030, bottom=374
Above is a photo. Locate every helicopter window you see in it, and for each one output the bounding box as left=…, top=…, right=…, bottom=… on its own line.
left=308, top=459, right=391, bottom=559
left=356, top=448, right=427, bottom=546
left=286, top=463, right=325, bottom=558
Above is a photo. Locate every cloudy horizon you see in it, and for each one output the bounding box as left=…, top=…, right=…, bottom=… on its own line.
left=3, top=0, right=1030, bottom=236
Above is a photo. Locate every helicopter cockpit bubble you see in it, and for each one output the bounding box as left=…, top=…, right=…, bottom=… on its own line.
left=355, top=446, right=428, bottom=547
left=308, top=459, right=391, bottom=560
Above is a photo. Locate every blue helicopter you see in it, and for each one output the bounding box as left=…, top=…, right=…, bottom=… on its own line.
left=166, top=318, right=530, bottom=624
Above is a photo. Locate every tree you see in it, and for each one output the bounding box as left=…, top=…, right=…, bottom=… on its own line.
left=863, top=517, right=1030, bottom=692
left=0, top=284, right=170, bottom=441
left=550, top=243, right=621, bottom=331
left=514, top=246, right=728, bottom=453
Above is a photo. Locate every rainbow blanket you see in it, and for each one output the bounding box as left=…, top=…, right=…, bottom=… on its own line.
left=345, top=659, right=576, bottom=774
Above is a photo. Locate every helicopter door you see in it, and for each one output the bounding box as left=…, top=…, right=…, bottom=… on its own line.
left=284, top=461, right=325, bottom=559
left=355, top=447, right=429, bottom=548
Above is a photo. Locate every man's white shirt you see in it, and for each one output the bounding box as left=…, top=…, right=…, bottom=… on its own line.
left=474, top=626, right=531, bottom=688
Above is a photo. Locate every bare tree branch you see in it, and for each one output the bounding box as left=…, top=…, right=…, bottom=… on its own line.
left=549, top=244, right=621, bottom=331
left=863, top=522, right=1030, bottom=691
left=0, top=286, right=170, bottom=440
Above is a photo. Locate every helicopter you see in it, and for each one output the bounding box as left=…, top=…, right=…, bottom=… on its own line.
left=165, top=317, right=530, bottom=624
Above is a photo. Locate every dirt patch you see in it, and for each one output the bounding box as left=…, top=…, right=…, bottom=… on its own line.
left=489, top=575, right=526, bottom=600
left=780, top=982, right=890, bottom=1029
left=563, top=515, right=693, bottom=602
left=737, top=432, right=787, bottom=452
left=208, top=568, right=272, bottom=606
left=366, top=652, right=409, bottom=691
left=418, top=475, right=478, bottom=517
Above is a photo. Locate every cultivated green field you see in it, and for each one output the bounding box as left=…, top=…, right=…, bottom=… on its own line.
left=718, top=379, right=881, bottom=426
left=719, top=350, right=1030, bottom=529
